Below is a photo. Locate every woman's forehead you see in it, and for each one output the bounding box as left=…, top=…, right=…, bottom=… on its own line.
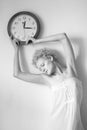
left=37, top=57, right=45, bottom=64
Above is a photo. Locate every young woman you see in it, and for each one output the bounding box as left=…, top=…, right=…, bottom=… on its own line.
left=11, top=33, right=84, bottom=130
left=12, top=33, right=77, bottom=85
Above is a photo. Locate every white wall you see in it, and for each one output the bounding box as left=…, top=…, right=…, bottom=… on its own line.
left=0, top=0, right=87, bottom=130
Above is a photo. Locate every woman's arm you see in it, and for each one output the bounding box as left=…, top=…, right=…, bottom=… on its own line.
left=26, top=33, right=77, bottom=77
left=33, top=33, right=66, bottom=44
left=62, top=34, right=78, bottom=77
left=12, top=39, right=47, bottom=85
left=34, top=33, right=77, bottom=77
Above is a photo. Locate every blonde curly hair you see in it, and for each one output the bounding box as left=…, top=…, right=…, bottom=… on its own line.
left=32, top=48, right=61, bottom=67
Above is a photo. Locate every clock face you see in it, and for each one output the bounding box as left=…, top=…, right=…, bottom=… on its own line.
left=7, top=11, right=40, bottom=42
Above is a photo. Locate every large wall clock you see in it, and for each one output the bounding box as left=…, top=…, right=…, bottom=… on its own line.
left=7, top=11, right=41, bottom=43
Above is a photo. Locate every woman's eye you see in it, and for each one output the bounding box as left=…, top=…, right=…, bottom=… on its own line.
left=41, top=63, right=44, bottom=67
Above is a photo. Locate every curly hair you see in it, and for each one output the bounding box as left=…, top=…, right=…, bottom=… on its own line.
left=32, top=48, right=60, bottom=67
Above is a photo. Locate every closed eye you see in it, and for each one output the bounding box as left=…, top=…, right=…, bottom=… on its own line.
left=40, top=63, right=45, bottom=67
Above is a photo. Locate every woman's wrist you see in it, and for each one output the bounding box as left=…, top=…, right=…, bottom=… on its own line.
left=15, top=46, right=20, bottom=52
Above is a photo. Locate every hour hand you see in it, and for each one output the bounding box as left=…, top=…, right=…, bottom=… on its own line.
left=22, top=22, right=33, bottom=29
left=22, top=21, right=26, bottom=28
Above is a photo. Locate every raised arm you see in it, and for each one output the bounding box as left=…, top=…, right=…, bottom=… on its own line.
left=34, top=33, right=66, bottom=44
left=62, top=33, right=77, bottom=77
left=11, top=38, right=47, bottom=85
left=32, top=33, right=77, bottom=77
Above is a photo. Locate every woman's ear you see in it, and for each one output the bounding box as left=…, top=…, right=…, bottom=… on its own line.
left=48, top=56, right=53, bottom=61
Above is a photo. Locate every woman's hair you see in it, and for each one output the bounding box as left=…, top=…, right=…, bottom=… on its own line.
left=32, top=48, right=60, bottom=67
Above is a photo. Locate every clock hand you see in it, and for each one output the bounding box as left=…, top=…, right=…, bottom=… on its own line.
left=22, top=22, right=26, bottom=40
left=22, top=21, right=26, bottom=28
left=24, top=27, right=33, bottom=29
left=22, top=22, right=33, bottom=29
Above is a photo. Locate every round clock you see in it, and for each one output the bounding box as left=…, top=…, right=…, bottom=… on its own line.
left=7, top=11, right=40, bottom=43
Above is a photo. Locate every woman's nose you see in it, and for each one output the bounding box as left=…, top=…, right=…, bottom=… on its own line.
left=39, top=67, right=45, bottom=72
left=42, top=68, right=45, bottom=72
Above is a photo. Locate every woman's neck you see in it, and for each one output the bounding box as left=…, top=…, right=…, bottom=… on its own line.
left=55, top=62, right=63, bottom=75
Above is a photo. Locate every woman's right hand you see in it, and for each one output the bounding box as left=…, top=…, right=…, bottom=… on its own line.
left=10, top=36, right=21, bottom=51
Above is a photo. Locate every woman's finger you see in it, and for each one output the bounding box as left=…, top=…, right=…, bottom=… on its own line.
left=26, top=37, right=35, bottom=45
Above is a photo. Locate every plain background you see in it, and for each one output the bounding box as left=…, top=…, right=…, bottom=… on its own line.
left=0, top=0, right=87, bottom=130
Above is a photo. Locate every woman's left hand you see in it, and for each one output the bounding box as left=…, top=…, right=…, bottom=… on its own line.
left=26, top=37, right=36, bottom=45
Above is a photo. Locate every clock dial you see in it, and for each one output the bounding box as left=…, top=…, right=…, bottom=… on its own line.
left=7, top=11, right=40, bottom=43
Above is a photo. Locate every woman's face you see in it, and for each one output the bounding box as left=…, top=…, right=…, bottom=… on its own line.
left=36, top=57, right=56, bottom=75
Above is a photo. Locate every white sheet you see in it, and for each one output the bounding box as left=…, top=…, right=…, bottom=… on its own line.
left=46, top=77, right=84, bottom=130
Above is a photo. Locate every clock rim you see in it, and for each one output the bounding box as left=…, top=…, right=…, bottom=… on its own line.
left=7, top=11, right=41, bottom=42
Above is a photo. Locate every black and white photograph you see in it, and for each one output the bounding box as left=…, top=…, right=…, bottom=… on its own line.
left=0, top=0, right=87, bottom=130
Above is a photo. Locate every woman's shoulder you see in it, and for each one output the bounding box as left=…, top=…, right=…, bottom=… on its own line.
left=52, top=71, right=81, bottom=86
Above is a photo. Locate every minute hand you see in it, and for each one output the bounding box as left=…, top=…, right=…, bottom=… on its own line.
left=24, top=27, right=33, bottom=29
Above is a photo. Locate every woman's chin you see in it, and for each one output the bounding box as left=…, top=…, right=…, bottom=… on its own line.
left=46, top=70, right=53, bottom=76
left=43, top=71, right=51, bottom=76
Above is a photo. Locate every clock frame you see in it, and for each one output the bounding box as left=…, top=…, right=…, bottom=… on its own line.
left=7, top=11, right=41, bottom=42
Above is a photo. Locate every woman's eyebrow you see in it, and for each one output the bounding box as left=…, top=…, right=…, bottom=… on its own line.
left=40, top=63, right=44, bottom=66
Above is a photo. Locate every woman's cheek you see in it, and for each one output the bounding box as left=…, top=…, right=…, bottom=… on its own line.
left=47, top=65, right=53, bottom=74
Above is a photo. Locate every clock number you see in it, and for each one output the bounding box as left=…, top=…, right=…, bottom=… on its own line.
left=18, top=18, right=21, bottom=21
left=32, top=21, right=35, bottom=25
left=14, top=22, right=18, bottom=25
left=34, top=27, right=36, bottom=30
left=23, top=16, right=26, bottom=20
left=14, top=32, right=17, bottom=35
left=29, top=18, right=30, bottom=21
left=12, top=26, right=15, bottom=30
left=32, top=33, right=34, bottom=35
